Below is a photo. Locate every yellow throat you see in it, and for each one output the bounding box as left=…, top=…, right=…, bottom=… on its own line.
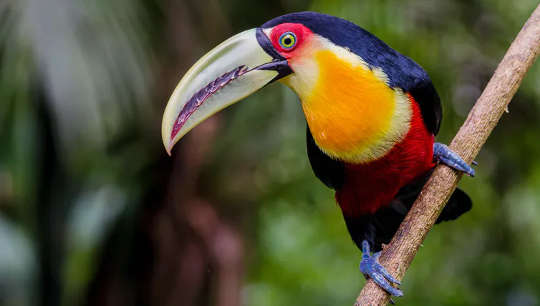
left=282, top=45, right=412, bottom=164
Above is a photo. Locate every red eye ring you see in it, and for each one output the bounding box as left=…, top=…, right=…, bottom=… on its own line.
left=270, top=23, right=312, bottom=56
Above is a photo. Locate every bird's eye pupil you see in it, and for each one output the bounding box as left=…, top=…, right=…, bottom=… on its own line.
left=284, top=38, right=292, bottom=45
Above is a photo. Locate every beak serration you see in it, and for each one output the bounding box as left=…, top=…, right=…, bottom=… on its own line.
left=170, top=65, right=249, bottom=143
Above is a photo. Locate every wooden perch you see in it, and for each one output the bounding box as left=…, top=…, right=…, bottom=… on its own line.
left=355, top=4, right=540, bottom=306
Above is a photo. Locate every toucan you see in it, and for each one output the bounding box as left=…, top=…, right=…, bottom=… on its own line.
left=161, top=12, right=475, bottom=297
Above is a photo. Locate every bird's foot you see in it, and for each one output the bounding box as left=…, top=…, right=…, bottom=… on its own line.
left=433, top=143, right=476, bottom=177
left=359, top=240, right=403, bottom=297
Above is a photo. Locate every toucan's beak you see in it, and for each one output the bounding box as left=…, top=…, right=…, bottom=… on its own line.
left=162, top=28, right=291, bottom=155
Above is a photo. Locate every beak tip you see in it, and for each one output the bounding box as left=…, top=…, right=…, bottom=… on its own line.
left=165, top=141, right=174, bottom=156
left=162, top=119, right=174, bottom=156
left=162, top=132, right=174, bottom=156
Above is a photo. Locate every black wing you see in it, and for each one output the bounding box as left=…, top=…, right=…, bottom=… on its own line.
left=306, top=126, right=344, bottom=190
left=408, top=78, right=443, bottom=136
left=390, top=171, right=472, bottom=224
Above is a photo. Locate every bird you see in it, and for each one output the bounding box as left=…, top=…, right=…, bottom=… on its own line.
left=161, top=11, right=475, bottom=297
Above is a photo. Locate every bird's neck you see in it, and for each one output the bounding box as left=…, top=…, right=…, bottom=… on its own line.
left=282, top=48, right=412, bottom=164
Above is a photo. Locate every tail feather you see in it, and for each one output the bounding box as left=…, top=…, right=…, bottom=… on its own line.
left=436, top=188, right=472, bottom=223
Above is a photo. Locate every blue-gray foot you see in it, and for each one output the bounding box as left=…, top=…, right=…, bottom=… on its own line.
left=433, top=143, right=476, bottom=177
left=359, top=240, right=403, bottom=297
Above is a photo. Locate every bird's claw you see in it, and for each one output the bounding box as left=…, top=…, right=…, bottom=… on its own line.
left=360, top=241, right=403, bottom=297
left=433, top=143, right=476, bottom=177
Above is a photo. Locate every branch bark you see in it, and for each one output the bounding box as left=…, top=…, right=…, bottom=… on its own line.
left=356, top=4, right=540, bottom=305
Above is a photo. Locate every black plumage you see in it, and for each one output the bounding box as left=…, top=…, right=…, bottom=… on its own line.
left=342, top=171, right=472, bottom=252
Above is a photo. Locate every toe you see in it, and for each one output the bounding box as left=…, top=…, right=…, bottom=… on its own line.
left=370, top=272, right=404, bottom=297
left=360, top=258, right=403, bottom=297
left=372, top=252, right=401, bottom=285
left=463, top=166, right=475, bottom=177
left=374, top=264, right=401, bottom=285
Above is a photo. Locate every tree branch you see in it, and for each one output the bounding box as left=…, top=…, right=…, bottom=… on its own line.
left=355, top=4, right=540, bottom=305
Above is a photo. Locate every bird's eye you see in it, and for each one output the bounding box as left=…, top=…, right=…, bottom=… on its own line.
left=279, top=32, right=297, bottom=50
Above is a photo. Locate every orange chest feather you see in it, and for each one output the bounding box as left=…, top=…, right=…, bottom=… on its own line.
left=293, top=50, right=411, bottom=163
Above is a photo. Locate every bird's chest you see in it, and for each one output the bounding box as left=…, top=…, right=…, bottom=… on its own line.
left=335, top=100, right=435, bottom=216
left=288, top=50, right=412, bottom=164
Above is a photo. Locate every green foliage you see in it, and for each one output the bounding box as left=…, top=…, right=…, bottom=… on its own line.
left=1, top=0, right=540, bottom=305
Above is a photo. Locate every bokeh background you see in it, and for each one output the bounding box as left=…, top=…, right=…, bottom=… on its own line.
left=1, top=0, right=540, bottom=305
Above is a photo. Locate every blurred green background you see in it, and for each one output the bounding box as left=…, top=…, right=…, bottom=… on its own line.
left=1, top=0, right=540, bottom=305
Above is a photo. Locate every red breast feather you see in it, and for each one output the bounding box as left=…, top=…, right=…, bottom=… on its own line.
left=336, top=94, right=435, bottom=216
